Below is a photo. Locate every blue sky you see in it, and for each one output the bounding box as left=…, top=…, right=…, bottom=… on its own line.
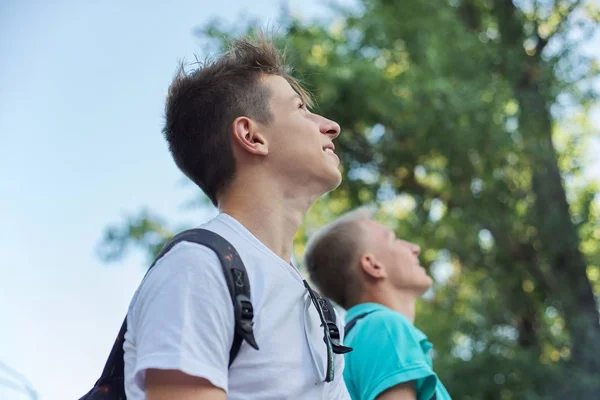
left=0, top=1, right=597, bottom=399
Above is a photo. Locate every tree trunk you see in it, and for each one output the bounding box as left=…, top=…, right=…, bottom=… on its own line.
left=517, top=73, right=600, bottom=396
left=492, top=0, right=600, bottom=393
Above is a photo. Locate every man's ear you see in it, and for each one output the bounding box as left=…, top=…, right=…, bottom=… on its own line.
left=231, top=116, right=268, bottom=156
left=359, top=253, right=388, bottom=279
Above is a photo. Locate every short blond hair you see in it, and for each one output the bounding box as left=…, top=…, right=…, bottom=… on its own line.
left=304, top=206, right=376, bottom=308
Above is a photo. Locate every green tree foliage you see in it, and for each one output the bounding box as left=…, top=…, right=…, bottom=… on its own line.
left=99, top=1, right=600, bottom=398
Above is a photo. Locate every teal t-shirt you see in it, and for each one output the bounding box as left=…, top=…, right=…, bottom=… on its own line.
left=343, top=303, right=451, bottom=400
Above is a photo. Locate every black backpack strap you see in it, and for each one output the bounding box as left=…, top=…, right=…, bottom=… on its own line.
left=316, top=295, right=353, bottom=355
left=178, top=229, right=260, bottom=362
left=147, top=228, right=259, bottom=362
left=79, top=228, right=257, bottom=399
left=344, top=311, right=377, bottom=336
left=78, top=319, right=128, bottom=399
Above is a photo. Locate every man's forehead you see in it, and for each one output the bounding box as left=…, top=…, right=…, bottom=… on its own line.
left=361, top=219, right=390, bottom=234
left=262, top=74, right=296, bottom=99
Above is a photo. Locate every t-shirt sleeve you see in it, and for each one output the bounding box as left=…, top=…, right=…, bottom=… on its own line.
left=347, top=312, right=437, bottom=400
left=128, top=241, right=234, bottom=392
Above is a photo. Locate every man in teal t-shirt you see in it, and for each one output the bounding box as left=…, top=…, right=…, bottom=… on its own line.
left=343, top=303, right=450, bottom=400
left=305, top=207, right=451, bottom=400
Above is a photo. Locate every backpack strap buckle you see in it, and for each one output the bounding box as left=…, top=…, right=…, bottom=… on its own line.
left=235, top=294, right=259, bottom=350
left=317, top=294, right=353, bottom=355
left=327, top=322, right=353, bottom=354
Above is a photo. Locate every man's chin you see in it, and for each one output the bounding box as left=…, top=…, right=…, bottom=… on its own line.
left=320, top=170, right=343, bottom=193
left=417, top=277, right=434, bottom=295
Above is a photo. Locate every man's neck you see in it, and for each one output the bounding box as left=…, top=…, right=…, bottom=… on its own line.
left=218, top=178, right=317, bottom=262
left=359, top=289, right=419, bottom=323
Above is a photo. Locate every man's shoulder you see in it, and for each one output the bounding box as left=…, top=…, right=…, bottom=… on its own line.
left=347, top=305, right=418, bottom=345
left=134, top=222, right=235, bottom=301
left=151, top=213, right=248, bottom=269
left=137, top=214, right=270, bottom=303
left=373, top=308, right=414, bottom=330
left=196, top=213, right=262, bottom=258
left=347, top=304, right=411, bottom=328
left=151, top=237, right=222, bottom=274
left=344, top=306, right=439, bottom=400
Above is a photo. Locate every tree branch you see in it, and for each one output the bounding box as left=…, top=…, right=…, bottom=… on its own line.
left=532, top=0, right=542, bottom=47
left=536, top=0, right=583, bottom=53
left=455, top=0, right=483, bottom=32
left=388, top=162, right=558, bottom=295
left=482, top=222, right=558, bottom=293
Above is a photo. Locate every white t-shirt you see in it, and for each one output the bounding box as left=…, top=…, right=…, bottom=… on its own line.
left=123, top=213, right=350, bottom=399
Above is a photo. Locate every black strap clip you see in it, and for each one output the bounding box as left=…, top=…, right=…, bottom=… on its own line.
left=234, top=294, right=259, bottom=350
left=328, top=322, right=353, bottom=354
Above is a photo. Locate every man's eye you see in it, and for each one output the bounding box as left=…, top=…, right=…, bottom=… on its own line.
left=298, top=102, right=306, bottom=109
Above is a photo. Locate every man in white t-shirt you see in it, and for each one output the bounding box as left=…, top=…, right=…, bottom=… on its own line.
left=122, top=32, right=350, bottom=399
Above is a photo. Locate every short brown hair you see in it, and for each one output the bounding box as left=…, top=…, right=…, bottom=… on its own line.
left=163, top=31, right=312, bottom=206
left=304, top=207, right=375, bottom=309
